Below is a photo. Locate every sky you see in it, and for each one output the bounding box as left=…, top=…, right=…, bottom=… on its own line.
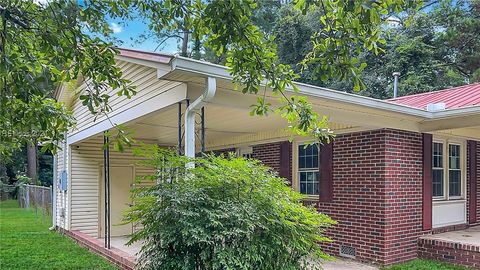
left=34, top=0, right=180, bottom=53
left=106, top=19, right=179, bottom=53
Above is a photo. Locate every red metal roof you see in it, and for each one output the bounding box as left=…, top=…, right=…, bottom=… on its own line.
left=387, top=83, right=480, bottom=110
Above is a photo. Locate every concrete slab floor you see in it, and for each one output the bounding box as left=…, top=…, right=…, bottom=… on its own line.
left=320, top=258, right=379, bottom=270
left=109, top=236, right=142, bottom=257
left=421, top=225, right=480, bottom=246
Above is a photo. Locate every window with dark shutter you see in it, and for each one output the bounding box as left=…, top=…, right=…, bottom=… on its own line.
left=293, top=141, right=333, bottom=201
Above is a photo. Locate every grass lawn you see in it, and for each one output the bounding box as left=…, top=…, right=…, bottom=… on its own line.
left=0, top=200, right=118, bottom=270
left=383, top=259, right=471, bottom=270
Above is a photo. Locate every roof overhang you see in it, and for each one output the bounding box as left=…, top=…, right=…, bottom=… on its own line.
left=56, top=48, right=480, bottom=139
left=170, top=56, right=480, bottom=119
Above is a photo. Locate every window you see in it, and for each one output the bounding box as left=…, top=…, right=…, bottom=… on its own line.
left=298, top=144, right=319, bottom=195
left=237, top=147, right=253, bottom=159
left=432, top=142, right=444, bottom=197
left=432, top=140, right=464, bottom=200
left=448, top=144, right=461, bottom=197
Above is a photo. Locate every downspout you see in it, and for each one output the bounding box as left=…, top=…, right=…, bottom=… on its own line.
left=50, top=155, right=57, bottom=230
left=184, top=77, right=216, bottom=158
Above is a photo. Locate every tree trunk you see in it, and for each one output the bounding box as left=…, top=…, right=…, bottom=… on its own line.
left=26, top=141, right=37, bottom=185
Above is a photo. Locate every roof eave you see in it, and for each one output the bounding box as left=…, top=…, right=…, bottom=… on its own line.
left=169, top=56, right=433, bottom=119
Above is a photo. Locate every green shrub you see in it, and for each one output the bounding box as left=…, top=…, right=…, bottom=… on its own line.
left=125, top=147, right=335, bottom=270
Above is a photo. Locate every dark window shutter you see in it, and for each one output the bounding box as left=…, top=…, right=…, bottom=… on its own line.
left=319, top=142, right=333, bottom=202
left=279, top=142, right=291, bottom=181
left=468, top=140, right=477, bottom=224
left=422, top=133, right=433, bottom=231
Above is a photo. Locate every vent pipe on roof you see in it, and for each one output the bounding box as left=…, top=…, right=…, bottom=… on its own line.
left=393, top=72, right=401, bottom=98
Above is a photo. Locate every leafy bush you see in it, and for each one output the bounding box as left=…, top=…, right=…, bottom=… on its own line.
left=125, top=147, right=335, bottom=270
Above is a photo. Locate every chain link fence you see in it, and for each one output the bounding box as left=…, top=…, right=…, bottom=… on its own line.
left=17, top=184, right=53, bottom=216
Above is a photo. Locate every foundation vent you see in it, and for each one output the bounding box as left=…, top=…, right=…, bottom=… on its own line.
left=339, top=245, right=356, bottom=259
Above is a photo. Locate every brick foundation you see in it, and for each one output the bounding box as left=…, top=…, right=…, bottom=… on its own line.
left=64, top=230, right=135, bottom=270
left=418, top=237, right=480, bottom=268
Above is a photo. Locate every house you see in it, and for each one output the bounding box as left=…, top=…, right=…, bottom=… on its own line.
left=53, top=48, right=480, bottom=269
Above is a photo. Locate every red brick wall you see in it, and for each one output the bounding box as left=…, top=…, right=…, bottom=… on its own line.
left=252, top=141, right=292, bottom=184
left=317, top=130, right=389, bottom=264
left=383, top=130, right=424, bottom=265
left=316, top=129, right=424, bottom=265
left=217, top=131, right=425, bottom=265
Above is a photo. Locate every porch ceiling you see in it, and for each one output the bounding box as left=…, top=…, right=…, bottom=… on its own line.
left=127, top=102, right=293, bottom=147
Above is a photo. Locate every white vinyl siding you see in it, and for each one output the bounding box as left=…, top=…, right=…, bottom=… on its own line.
left=56, top=137, right=156, bottom=237
left=54, top=146, right=70, bottom=229
left=70, top=60, right=182, bottom=135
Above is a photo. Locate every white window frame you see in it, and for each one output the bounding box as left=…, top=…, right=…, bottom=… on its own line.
left=447, top=143, right=463, bottom=200
left=292, top=141, right=320, bottom=199
left=432, top=141, right=445, bottom=199
left=237, top=146, right=253, bottom=159
left=432, top=137, right=466, bottom=201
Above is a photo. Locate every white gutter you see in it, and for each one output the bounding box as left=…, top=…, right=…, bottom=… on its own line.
left=184, top=77, right=216, bottom=158
left=169, top=56, right=432, bottom=118
left=430, top=106, right=480, bottom=119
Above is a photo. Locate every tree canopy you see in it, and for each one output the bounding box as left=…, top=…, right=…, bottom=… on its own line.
left=1, top=0, right=424, bottom=158
left=272, top=0, right=480, bottom=98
